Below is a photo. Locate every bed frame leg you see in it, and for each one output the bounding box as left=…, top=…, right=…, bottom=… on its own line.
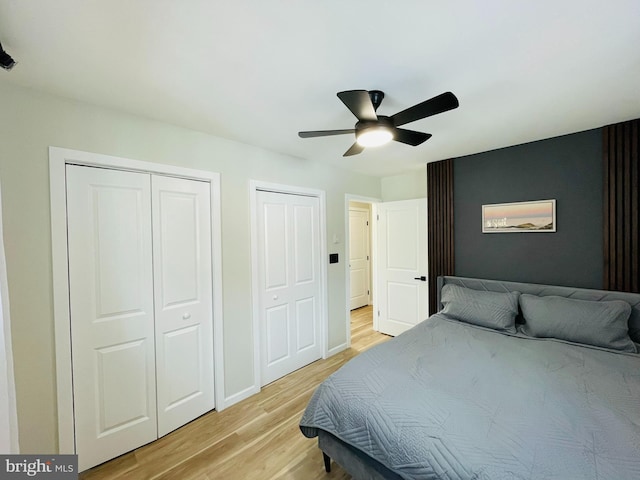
left=323, top=452, right=331, bottom=473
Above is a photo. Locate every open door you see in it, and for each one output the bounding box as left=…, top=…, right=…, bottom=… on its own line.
left=376, top=198, right=428, bottom=336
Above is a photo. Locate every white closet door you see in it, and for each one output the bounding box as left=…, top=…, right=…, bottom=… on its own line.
left=257, top=191, right=322, bottom=386
left=66, top=165, right=157, bottom=471
left=152, top=175, right=215, bottom=437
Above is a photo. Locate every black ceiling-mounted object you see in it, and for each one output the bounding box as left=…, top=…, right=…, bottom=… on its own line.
left=0, top=41, right=16, bottom=71
left=298, top=89, right=459, bottom=156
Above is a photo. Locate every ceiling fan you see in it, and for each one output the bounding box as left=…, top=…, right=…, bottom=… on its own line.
left=298, top=90, right=459, bottom=156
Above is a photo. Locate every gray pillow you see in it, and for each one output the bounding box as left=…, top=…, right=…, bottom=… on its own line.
left=440, top=284, right=519, bottom=333
left=520, top=294, right=636, bottom=353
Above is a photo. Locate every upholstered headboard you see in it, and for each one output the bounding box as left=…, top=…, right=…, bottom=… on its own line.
left=437, top=276, right=640, bottom=343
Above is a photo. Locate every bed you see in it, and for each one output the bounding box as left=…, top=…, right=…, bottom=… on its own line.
left=299, top=276, right=640, bottom=479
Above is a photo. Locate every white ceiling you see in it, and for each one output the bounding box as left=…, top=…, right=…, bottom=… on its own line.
left=1, top=1, right=639, bottom=177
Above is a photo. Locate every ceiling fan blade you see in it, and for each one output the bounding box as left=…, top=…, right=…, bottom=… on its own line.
left=393, top=128, right=432, bottom=146
left=343, top=142, right=365, bottom=156
left=337, top=90, right=378, bottom=122
left=391, top=92, right=459, bottom=127
left=298, top=129, right=355, bottom=138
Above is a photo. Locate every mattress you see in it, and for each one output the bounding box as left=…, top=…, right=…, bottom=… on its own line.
left=300, top=313, right=640, bottom=479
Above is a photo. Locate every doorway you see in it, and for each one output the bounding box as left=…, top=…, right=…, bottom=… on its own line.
left=345, top=195, right=429, bottom=345
left=345, top=196, right=379, bottom=347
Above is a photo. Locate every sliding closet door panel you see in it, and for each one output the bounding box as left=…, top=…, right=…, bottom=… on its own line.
left=66, top=165, right=157, bottom=471
left=152, top=175, right=214, bottom=437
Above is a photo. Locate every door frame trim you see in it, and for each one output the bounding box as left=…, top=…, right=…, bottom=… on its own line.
left=344, top=194, right=381, bottom=349
left=250, top=180, right=329, bottom=389
left=49, top=147, right=225, bottom=454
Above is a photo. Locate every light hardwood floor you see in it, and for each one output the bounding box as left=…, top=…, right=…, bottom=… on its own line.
left=80, top=305, right=389, bottom=480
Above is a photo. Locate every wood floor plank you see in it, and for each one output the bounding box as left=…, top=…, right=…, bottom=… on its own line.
left=79, top=306, right=387, bottom=479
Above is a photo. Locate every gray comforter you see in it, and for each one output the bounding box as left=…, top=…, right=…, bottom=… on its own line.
left=300, top=314, right=640, bottom=479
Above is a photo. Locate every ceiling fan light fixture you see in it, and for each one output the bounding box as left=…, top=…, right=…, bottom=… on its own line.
left=298, top=89, right=458, bottom=156
left=356, top=126, right=393, bottom=147
left=0, top=41, right=16, bottom=71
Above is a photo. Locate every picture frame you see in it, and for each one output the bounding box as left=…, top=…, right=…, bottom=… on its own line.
left=482, top=199, right=556, bottom=233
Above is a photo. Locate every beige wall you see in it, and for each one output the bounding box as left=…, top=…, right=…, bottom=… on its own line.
left=0, top=82, right=381, bottom=453
left=381, top=169, right=427, bottom=200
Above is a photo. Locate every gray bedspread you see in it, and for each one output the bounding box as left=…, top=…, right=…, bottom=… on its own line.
left=300, top=314, right=640, bottom=479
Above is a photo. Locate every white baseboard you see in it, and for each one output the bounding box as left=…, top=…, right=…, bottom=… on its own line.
left=223, top=384, right=260, bottom=409
left=327, top=342, right=348, bottom=357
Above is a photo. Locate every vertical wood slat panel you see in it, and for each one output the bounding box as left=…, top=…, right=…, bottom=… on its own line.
left=620, top=122, right=632, bottom=289
left=449, top=159, right=453, bottom=275
left=603, top=118, right=640, bottom=293
left=604, top=122, right=615, bottom=289
left=632, top=121, right=639, bottom=292
left=427, top=159, right=455, bottom=315
left=603, top=126, right=610, bottom=288
left=616, top=125, right=623, bottom=288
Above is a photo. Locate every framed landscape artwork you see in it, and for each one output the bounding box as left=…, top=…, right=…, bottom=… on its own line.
left=482, top=199, right=556, bottom=233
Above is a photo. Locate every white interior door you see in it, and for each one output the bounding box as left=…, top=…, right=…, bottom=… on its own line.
left=152, top=175, right=215, bottom=437
left=349, top=207, right=370, bottom=310
left=257, top=191, right=322, bottom=386
left=66, top=165, right=157, bottom=471
left=377, top=198, right=428, bottom=336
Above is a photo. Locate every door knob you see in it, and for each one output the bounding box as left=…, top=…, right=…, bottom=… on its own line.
left=273, top=295, right=278, bottom=300
left=182, top=313, right=191, bottom=320
left=414, top=276, right=427, bottom=282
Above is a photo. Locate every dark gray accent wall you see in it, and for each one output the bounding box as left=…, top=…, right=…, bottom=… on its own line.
left=454, top=129, right=603, bottom=289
